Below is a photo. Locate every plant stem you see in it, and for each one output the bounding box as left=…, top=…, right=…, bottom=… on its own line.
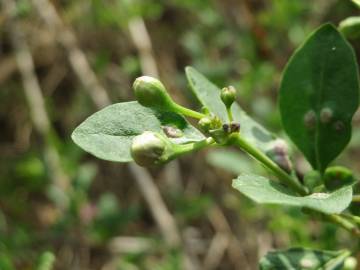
left=173, top=137, right=215, bottom=157
left=173, top=104, right=206, bottom=119
left=323, top=250, right=351, bottom=268
left=327, top=214, right=360, bottom=237
left=226, top=107, right=233, bottom=122
left=229, top=133, right=307, bottom=195
left=341, top=213, right=360, bottom=226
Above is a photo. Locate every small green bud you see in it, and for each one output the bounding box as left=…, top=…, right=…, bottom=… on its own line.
left=198, top=117, right=213, bottom=133
left=344, top=257, right=357, bottom=270
left=130, top=131, right=169, bottom=167
left=198, top=114, right=222, bottom=134
left=133, top=76, right=174, bottom=110
left=324, top=166, right=354, bottom=191
left=304, top=170, right=322, bottom=191
left=220, top=86, right=236, bottom=109
left=201, top=107, right=210, bottom=115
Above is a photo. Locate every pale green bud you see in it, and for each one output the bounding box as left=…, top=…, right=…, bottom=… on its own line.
left=344, top=257, right=357, bottom=270
left=198, top=117, right=213, bottom=133
left=198, top=114, right=222, bottom=134
left=220, top=86, right=236, bottom=109
left=133, top=76, right=174, bottom=110
left=130, top=131, right=169, bottom=166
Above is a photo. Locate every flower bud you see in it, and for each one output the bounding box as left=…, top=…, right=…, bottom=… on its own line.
left=344, top=257, right=357, bottom=270
left=133, top=76, right=174, bottom=110
left=198, top=114, right=222, bottom=134
left=130, top=131, right=168, bottom=166
left=198, top=117, right=213, bottom=133
left=220, top=86, right=236, bottom=109
left=324, top=166, right=354, bottom=191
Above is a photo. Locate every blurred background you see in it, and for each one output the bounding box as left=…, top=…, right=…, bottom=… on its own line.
left=1, top=0, right=360, bottom=269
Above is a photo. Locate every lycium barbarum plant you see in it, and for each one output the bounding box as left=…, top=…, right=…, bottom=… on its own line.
left=72, top=24, right=360, bottom=269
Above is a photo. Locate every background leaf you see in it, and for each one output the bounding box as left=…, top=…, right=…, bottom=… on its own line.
left=339, top=17, right=360, bottom=40
left=259, top=248, right=349, bottom=270
left=232, top=174, right=352, bottom=214
left=185, top=66, right=278, bottom=153
left=279, top=24, right=359, bottom=171
left=206, top=149, right=265, bottom=175
left=72, top=101, right=204, bottom=162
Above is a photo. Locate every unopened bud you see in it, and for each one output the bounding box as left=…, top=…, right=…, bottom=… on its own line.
left=220, top=86, right=236, bottom=109
left=198, top=114, right=222, bottom=134
left=130, top=131, right=168, bottom=166
left=324, top=166, right=354, bottom=191
left=133, top=76, right=174, bottom=110
left=198, top=117, right=213, bottom=133
left=344, top=257, right=357, bottom=270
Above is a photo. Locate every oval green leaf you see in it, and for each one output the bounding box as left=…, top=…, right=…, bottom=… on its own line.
left=185, top=66, right=277, bottom=153
left=232, top=174, right=352, bottom=214
left=279, top=23, right=360, bottom=171
left=260, top=248, right=349, bottom=270
left=71, top=101, right=205, bottom=162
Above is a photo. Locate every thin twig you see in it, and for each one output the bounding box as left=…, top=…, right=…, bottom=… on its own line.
left=352, top=195, right=360, bottom=202
left=128, top=17, right=159, bottom=77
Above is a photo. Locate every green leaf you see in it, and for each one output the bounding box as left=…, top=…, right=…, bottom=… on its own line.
left=72, top=101, right=204, bottom=162
left=279, top=23, right=360, bottom=171
left=232, top=174, right=352, bottom=214
left=260, top=248, right=350, bottom=270
left=185, top=66, right=277, bottom=153
left=206, top=149, right=264, bottom=175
